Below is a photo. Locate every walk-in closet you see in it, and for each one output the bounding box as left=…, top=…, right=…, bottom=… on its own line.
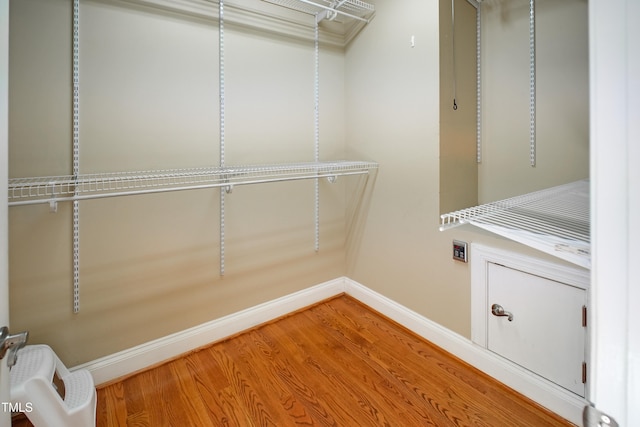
left=2, top=0, right=638, bottom=425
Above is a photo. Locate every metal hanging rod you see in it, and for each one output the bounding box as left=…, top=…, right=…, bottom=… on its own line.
left=8, top=161, right=378, bottom=207
left=440, top=179, right=590, bottom=268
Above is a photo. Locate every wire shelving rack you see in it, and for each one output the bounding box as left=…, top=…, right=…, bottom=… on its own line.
left=261, top=0, right=375, bottom=23
left=8, top=161, right=378, bottom=207
left=8, top=0, right=378, bottom=313
left=440, top=179, right=590, bottom=268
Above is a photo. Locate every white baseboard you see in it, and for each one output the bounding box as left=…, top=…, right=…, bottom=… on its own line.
left=77, top=276, right=584, bottom=425
left=342, top=278, right=586, bottom=425
left=77, top=277, right=346, bottom=386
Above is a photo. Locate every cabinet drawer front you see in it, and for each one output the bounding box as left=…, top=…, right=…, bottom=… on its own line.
left=487, top=262, right=586, bottom=396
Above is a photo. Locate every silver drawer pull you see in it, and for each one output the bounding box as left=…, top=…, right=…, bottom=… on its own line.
left=491, top=304, right=514, bottom=321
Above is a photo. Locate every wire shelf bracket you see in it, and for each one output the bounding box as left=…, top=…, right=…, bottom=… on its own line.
left=440, top=179, right=590, bottom=269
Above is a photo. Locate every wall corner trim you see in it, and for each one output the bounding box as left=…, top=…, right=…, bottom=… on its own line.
left=78, top=276, right=585, bottom=424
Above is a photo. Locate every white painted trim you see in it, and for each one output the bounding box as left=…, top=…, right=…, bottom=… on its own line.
left=78, top=276, right=585, bottom=424
left=1, top=0, right=11, bottom=422
left=98, top=0, right=355, bottom=47
left=77, top=277, right=345, bottom=385
left=342, top=278, right=586, bottom=425
left=589, top=0, right=640, bottom=424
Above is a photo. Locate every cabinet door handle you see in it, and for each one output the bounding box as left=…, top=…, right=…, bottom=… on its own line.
left=491, top=304, right=514, bottom=321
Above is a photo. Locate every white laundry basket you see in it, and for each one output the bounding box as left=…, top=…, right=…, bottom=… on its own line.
left=10, top=345, right=96, bottom=427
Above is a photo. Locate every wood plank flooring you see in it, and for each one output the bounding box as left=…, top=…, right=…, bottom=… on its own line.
left=13, top=295, right=575, bottom=426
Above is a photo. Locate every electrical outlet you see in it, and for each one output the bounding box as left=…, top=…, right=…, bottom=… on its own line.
left=453, top=240, right=468, bottom=262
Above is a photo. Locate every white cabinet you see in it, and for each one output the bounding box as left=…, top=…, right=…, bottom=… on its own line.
left=487, top=262, right=587, bottom=396
left=471, top=244, right=590, bottom=397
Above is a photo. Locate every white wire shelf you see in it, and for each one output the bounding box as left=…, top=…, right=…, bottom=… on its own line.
left=262, top=0, right=375, bottom=23
left=8, top=160, right=378, bottom=207
left=440, top=179, right=590, bottom=269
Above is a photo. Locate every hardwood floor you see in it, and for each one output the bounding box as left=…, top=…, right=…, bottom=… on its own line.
left=13, top=295, right=574, bottom=426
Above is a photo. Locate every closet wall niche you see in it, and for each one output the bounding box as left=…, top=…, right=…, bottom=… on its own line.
left=439, top=0, right=589, bottom=215
left=439, top=0, right=478, bottom=215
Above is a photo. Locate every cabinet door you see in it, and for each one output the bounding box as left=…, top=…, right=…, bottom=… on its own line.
left=487, top=262, right=586, bottom=396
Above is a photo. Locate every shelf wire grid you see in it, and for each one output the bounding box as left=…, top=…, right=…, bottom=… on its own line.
left=8, top=161, right=378, bottom=206
left=440, top=180, right=590, bottom=268
left=262, top=0, right=375, bottom=22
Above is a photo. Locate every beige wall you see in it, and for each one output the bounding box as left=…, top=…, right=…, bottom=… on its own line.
left=479, top=0, right=589, bottom=202
left=8, top=0, right=589, bottom=367
left=345, top=0, right=474, bottom=337
left=439, top=0, right=589, bottom=210
left=8, top=0, right=348, bottom=366
left=345, top=0, right=588, bottom=338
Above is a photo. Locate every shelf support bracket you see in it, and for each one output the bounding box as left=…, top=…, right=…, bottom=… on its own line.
left=72, top=0, right=81, bottom=313
left=219, top=0, right=227, bottom=275
left=314, top=22, right=320, bottom=252
left=316, top=9, right=336, bottom=23
left=529, top=0, right=536, bottom=167
left=48, top=181, right=58, bottom=213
